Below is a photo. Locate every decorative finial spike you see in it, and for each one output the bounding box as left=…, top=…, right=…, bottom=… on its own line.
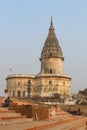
left=51, top=16, right=53, bottom=26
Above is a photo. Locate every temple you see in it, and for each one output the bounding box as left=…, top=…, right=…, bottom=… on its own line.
left=6, top=17, right=71, bottom=98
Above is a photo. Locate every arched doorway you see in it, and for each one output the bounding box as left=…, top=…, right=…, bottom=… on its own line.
left=17, top=90, right=21, bottom=97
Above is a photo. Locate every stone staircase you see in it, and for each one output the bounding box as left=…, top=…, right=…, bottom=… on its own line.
left=0, top=106, right=87, bottom=130
left=43, top=110, right=87, bottom=130
left=26, top=115, right=87, bottom=130
left=0, top=107, right=32, bottom=126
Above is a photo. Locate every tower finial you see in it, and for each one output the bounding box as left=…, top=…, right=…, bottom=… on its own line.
left=51, top=16, right=53, bottom=26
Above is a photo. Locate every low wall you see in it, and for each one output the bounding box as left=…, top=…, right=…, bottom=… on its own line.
left=10, top=103, right=49, bottom=120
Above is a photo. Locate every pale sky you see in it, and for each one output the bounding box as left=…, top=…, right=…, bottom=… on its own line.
left=0, top=0, right=87, bottom=96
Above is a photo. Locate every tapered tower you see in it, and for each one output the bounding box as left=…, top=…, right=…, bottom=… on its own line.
left=39, top=17, right=64, bottom=75
left=36, top=17, right=71, bottom=97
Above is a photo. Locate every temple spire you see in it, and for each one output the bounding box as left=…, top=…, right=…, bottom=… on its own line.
left=41, top=17, right=64, bottom=61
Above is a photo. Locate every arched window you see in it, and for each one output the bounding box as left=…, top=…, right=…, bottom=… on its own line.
left=13, top=90, right=15, bottom=97
left=50, top=69, right=52, bottom=74
left=49, top=81, right=52, bottom=85
left=17, top=90, right=21, bottom=97
left=18, top=82, right=20, bottom=85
